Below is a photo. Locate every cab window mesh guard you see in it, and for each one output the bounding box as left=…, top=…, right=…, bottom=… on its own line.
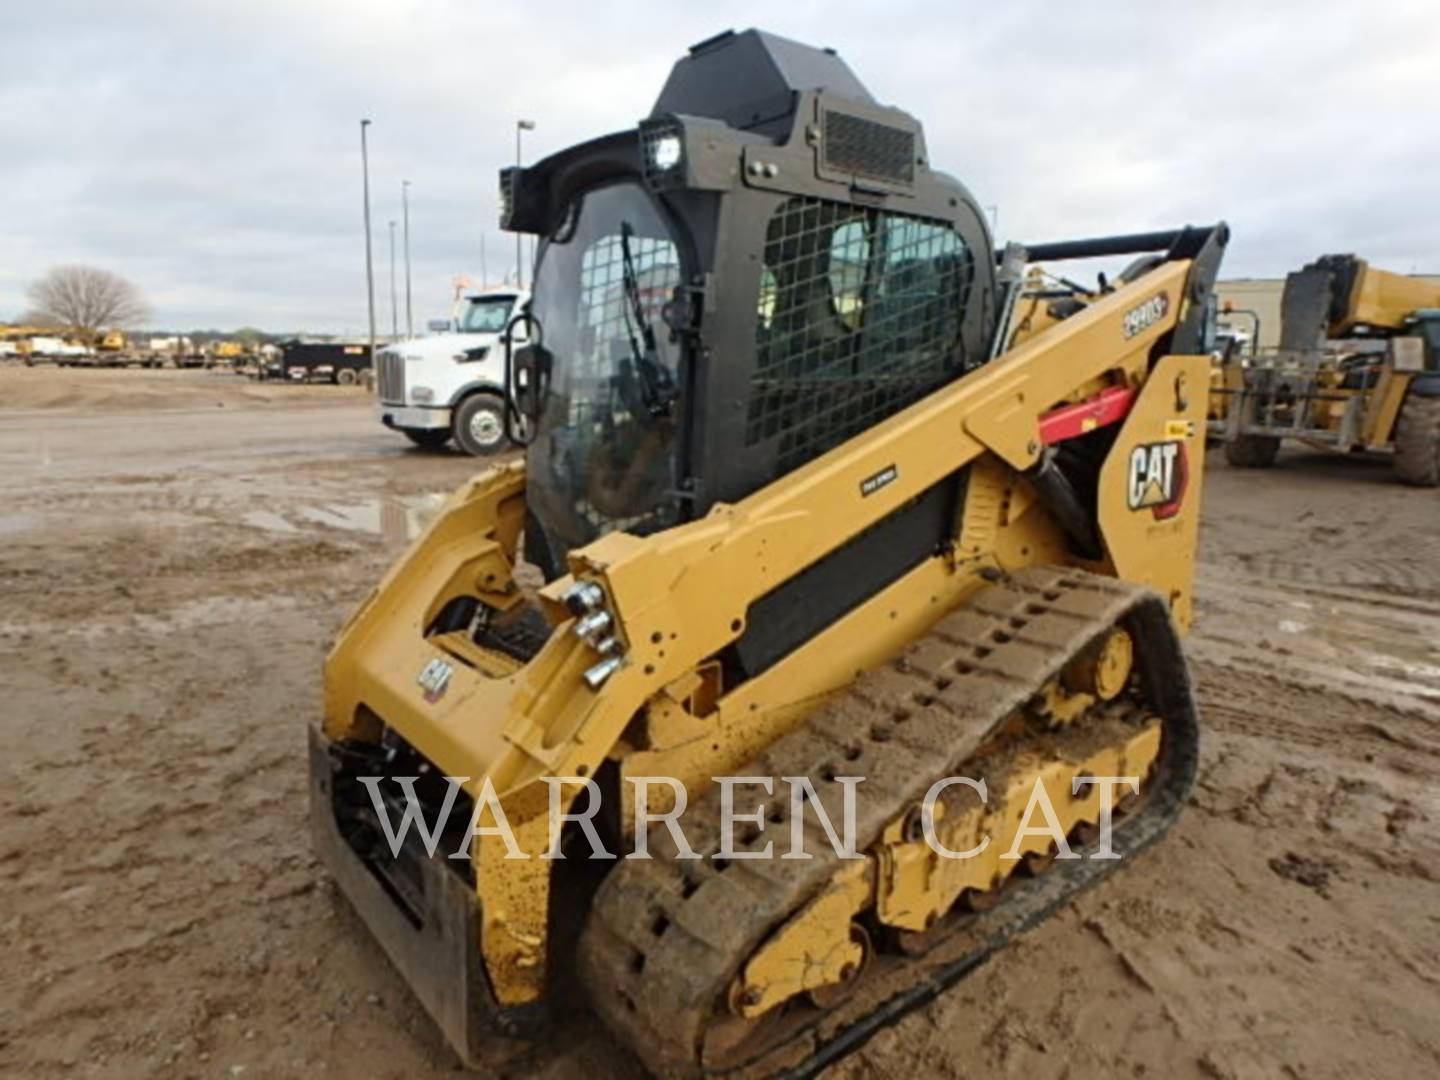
left=747, top=197, right=975, bottom=473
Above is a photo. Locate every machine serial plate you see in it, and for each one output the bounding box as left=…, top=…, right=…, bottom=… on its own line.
left=860, top=464, right=899, bottom=497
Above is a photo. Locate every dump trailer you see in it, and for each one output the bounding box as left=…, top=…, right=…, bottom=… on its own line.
left=1216, top=254, right=1440, bottom=485
left=274, top=340, right=372, bottom=384
left=311, top=28, right=1226, bottom=1077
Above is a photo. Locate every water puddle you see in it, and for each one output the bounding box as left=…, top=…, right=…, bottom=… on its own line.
left=1197, top=574, right=1440, bottom=706
left=242, top=494, right=447, bottom=544
left=241, top=510, right=299, bottom=534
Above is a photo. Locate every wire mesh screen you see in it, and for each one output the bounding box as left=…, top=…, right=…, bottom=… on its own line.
left=746, top=197, right=975, bottom=474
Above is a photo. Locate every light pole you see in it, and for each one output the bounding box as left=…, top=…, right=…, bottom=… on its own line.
left=388, top=220, right=399, bottom=339
left=515, top=119, right=535, bottom=288
left=360, top=119, right=376, bottom=362
left=402, top=179, right=413, bottom=339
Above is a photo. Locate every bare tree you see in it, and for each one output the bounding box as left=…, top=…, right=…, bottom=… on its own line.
left=26, top=265, right=150, bottom=336
left=14, top=310, right=65, bottom=329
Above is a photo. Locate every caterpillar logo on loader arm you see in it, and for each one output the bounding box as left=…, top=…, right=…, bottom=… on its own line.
left=1127, top=440, right=1188, bottom=518
left=310, top=27, right=1228, bottom=1078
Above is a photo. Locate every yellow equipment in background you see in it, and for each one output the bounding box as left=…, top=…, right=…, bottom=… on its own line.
left=1, top=325, right=68, bottom=363
left=97, top=330, right=128, bottom=353
left=310, top=28, right=1227, bottom=1077
left=206, top=340, right=251, bottom=369
left=1214, top=255, right=1440, bottom=485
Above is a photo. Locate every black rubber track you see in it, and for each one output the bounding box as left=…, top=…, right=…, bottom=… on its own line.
left=577, top=566, right=1201, bottom=1079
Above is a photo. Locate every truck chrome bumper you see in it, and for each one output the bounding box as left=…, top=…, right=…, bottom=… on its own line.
left=379, top=404, right=452, bottom=431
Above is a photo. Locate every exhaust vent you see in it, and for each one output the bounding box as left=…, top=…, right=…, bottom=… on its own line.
left=822, top=110, right=915, bottom=186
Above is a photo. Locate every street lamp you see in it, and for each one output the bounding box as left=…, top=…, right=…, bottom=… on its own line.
left=515, top=119, right=536, bottom=288
left=402, top=179, right=413, bottom=339
left=360, top=119, right=377, bottom=363
left=388, top=220, right=399, bottom=339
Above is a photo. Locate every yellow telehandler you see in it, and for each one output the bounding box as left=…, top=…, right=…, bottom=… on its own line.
left=1215, top=254, right=1440, bottom=485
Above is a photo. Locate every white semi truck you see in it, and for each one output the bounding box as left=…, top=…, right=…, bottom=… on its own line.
left=374, top=288, right=529, bottom=455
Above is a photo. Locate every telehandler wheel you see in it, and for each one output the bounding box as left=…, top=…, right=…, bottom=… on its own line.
left=452, top=394, right=508, bottom=456
left=403, top=429, right=451, bottom=450
left=1393, top=394, right=1440, bottom=487
left=1224, top=433, right=1281, bottom=469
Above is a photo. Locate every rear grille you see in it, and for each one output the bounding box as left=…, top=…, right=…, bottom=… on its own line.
left=822, top=110, right=915, bottom=186
left=377, top=350, right=406, bottom=402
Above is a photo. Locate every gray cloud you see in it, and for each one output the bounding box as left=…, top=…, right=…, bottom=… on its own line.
left=2, top=0, right=1437, bottom=332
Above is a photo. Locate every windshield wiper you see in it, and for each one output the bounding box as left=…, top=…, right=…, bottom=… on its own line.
left=620, top=221, right=677, bottom=417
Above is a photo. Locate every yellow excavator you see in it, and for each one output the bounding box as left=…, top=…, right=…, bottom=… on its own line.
left=1215, top=254, right=1440, bottom=485
left=311, top=29, right=1226, bottom=1077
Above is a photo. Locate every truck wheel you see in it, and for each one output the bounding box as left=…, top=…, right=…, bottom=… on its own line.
left=453, top=395, right=508, bottom=456
left=1224, top=433, right=1281, bottom=469
left=1393, top=394, right=1440, bottom=487
left=404, top=429, right=451, bottom=450
left=336, top=369, right=358, bottom=386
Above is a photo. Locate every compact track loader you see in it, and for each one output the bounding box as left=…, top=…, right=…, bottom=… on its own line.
left=311, top=29, right=1227, bottom=1077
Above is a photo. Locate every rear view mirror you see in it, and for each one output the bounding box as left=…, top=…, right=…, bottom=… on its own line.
left=502, top=310, right=544, bottom=446
left=511, top=345, right=552, bottom=419
left=503, top=312, right=530, bottom=343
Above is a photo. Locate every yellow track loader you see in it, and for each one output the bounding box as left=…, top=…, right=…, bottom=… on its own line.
left=1215, top=254, right=1440, bottom=485
left=311, top=28, right=1227, bottom=1077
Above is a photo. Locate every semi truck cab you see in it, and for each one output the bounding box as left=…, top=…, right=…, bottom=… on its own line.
left=375, top=288, right=529, bottom=455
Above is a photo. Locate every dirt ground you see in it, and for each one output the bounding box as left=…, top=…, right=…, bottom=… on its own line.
left=0, top=365, right=368, bottom=413
left=1, top=366, right=1437, bottom=1079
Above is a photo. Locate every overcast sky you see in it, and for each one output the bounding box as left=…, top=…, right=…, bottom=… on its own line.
left=3, top=0, right=1438, bottom=334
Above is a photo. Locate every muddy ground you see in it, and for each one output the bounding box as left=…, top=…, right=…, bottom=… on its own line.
left=1, top=366, right=1437, bottom=1079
